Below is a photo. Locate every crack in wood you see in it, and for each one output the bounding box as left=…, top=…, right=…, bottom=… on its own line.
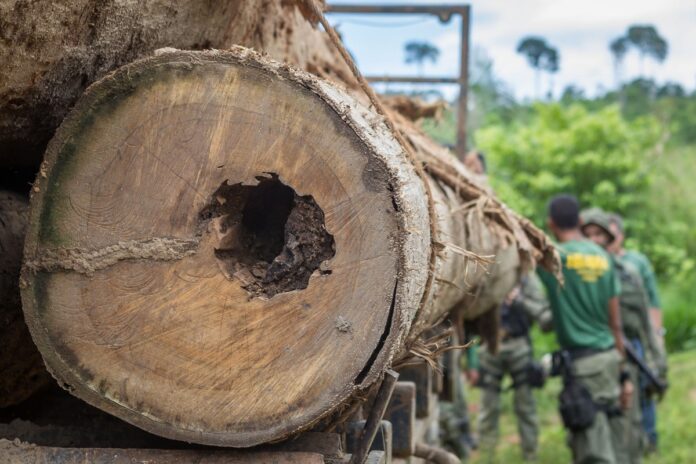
left=24, top=237, right=199, bottom=275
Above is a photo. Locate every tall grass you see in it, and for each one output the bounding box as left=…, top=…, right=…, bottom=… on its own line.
left=648, top=144, right=696, bottom=352
left=662, top=280, right=696, bottom=352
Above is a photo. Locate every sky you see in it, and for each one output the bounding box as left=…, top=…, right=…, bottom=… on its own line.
left=327, top=0, right=696, bottom=100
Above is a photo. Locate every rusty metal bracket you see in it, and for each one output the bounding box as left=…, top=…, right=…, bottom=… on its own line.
left=349, top=369, right=399, bottom=464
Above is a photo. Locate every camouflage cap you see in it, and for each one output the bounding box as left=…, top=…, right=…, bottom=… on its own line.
left=580, top=207, right=616, bottom=241
left=608, top=212, right=624, bottom=234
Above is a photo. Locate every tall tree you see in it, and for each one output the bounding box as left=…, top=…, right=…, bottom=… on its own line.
left=561, top=85, right=585, bottom=103
left=404, top=41, right=440, bottom=76
left=610, top=36, right=629, bottom=88
left=541, top=46, right=560, bottom=99
left=626, top=25, right=669, bottom=77
left=517, top=36, right=559, bottom=100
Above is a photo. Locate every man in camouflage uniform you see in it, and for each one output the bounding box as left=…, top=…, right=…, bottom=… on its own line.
left=607, top=213, right=666, bottom=453
left=582, top=209, right=662, bottom=463
left=470, top=274, right=552, bottom=462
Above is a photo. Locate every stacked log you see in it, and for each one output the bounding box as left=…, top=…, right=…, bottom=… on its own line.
left=0, top=0, right=348, bottom=169
left=0, top=191, right=52, bottom=407
left=3, top=0, right=559, bottom=449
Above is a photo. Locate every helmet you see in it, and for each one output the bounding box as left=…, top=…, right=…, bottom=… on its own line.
left=580, top=207, right=615, bottom=242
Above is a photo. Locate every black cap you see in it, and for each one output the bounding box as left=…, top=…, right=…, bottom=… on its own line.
left=548, top=194, right=580, bottom=230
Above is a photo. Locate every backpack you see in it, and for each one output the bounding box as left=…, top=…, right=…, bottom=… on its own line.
left=614, top=258, right=650, bottom=337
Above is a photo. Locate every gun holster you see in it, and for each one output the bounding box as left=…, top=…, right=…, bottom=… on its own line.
left=526, top=361, right=546, bottom=389
left=554, top=350, right=598, bottom=431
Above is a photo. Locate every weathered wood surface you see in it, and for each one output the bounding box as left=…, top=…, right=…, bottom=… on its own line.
left=0, top=439, right=325, bottom=464
left=21, top=49, right=432, bottom=447
left=0, top=191, right=52, bottom=407
left=0, top=0, right=346, bottom=168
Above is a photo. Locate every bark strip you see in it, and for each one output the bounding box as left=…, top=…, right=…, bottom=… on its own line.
left=24, top=237, right=199, bottom=275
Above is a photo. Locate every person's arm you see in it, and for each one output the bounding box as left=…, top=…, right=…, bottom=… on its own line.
left=465, top=343, right=479, bottom=386
left=608, top=296, right=625, bottom=356
left=521, top=274, right=554, bottom=332
left=650, top=309, right=664, bottom=347
left=639, top=254, right=665, bottom=344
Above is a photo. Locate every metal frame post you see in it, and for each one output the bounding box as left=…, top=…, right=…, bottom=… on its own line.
left=456, top=5, right=470, bottom=159
left=327, top=3, right=471, bottom=160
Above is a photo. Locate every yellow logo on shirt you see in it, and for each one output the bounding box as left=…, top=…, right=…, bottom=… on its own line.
left=566, top=253, right=609, bottom=282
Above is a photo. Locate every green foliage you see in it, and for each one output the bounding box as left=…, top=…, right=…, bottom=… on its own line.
left=475, top=103, right=662, bottom=252
left=420, top=107, right=456, bottom=147
left=662, top=278, right=696, bottom=352
left=641, top=144, right=696, bottom=281
left=421, top=98, right=695, bottom=278
left=473, top=103, right=696, bottom=282
left=564, top=78, right=696, bottom=146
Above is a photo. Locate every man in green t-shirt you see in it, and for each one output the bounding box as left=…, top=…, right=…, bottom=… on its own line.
left=537, top=195, right=632, bottom=464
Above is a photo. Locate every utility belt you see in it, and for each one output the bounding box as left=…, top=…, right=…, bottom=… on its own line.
left=564, top=346, right=612, bottom=362
left=553, top=348, right=621, bottom=432
left=477, top=361, right=546, bottom=392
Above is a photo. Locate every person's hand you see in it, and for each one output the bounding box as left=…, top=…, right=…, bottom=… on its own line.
left=505, top=286, right=521, bottom=305
left=620, top=380, right=634, bottom=410
left=466, top=369, right=480, bottom=387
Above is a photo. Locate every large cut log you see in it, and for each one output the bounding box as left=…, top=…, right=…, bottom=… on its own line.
left=20, top=48, right=557, bottom=447
left=0, top=191, right=52, bottom=407
left=21, top=48, right=430, bottom=446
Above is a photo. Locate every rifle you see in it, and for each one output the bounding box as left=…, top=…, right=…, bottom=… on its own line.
left=622, top=336, right=668, bottom=395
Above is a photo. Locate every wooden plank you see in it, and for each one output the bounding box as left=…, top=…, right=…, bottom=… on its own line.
left=0, top=192, right=52, bottom=407
left=267, top=432, right=342, bottom=457
left=346, top=420, right=392, bottom=463
left=366, top=450, right=387, bottom=464
left=397, top=363, right=432, bottom=418
left=0, top=439, right=324, bottom=464
left=384, top=382, right=416, bottom=458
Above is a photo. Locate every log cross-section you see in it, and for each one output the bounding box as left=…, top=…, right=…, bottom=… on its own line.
left=21, top=49, right=433, bottom=447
